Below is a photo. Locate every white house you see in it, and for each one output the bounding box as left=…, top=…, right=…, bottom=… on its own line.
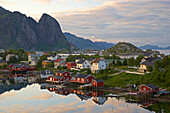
left=28, top=54, right=41, bottom=62
left=54, top=59, right=65, bottom=68
left=76, top=60, right=91, bottom=69
left=47, top=55, right=58, bottom=61
left=35, top=52, right=44, bottom=56
left=0, top=49, right=5, bottom=53
left=92, top=97, right=107, bottom=105
left=6, top=54, right=18, bottom=61
left=91, top=58, right=107, bottom=73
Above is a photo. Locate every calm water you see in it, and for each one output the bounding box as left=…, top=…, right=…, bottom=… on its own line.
left=157, top=50, right=170, bottom=56
left=0, top=83, right=169, bottom=113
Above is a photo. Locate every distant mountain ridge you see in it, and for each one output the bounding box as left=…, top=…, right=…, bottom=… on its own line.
left=139, top=45, right=170, bottom=50
left=0, top=6, right=77, bottom=51
left=64, top=32, right=115, bottom=50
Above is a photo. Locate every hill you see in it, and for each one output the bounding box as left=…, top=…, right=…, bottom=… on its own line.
left=106, top=42, right=144, bottom=54
left=0, top=6, right=78, bottom=51
left=64, top=32, right=114, bottom=50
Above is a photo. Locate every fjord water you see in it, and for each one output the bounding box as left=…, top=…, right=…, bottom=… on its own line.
left=0, top=84, right=168, bottom=113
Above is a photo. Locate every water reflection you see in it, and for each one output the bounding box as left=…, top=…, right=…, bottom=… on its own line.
left=0, top=77, right=169, bottom=113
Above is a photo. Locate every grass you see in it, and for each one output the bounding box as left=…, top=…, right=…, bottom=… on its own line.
left=104, top=72, right=141, bottom=88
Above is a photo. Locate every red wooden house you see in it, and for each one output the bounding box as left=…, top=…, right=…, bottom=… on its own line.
left=138, top=84, right=159, bottom=93
left=71, top=74, right=95, bottom=84
left=92, top=79, right=104, bottom=87
left=47, top=75, right=64, bottom=82
left=56, top=71, right=72, bottom=81
left=66, top=62, right=77, bottom=69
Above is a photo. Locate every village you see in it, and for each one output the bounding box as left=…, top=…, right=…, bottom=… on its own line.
left=0, top=48, right=169, bottom=101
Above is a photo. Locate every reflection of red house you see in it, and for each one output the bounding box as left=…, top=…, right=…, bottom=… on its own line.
left=55, top=88, right=71, bottom=96
left=66, top=62, right=77, bottom=69
left=56, top=71, right=72, bottom=81
left=138, top=84, right=159, bottom=92
left=48, top=87, right=56, bottom=92
left=71, top=74, right=95, bottom=84
left=141, top=100, right=159, bottom=107
left=92, top=79, right=104, bottom=87
left=92, top=91, right=104, bottom=97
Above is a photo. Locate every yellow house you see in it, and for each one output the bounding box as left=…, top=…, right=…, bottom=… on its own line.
left=138, top=61, right=153, bottom=73
left=42, top=60, right=51, bottom=68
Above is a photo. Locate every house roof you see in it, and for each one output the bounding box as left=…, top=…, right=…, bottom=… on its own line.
left=41, top=70, right=54, bottom=74
left=146, top=84, right=159, bottom=90
left=74, top=74, right=90, bottom=78
left=141, top=61, right=153, bottom=66
left=30, top=54, right=41, bottom=57
left=89, top=58, right=95, bottom=61
left=93, top=58, right=101, bottom=63
left=54, top=59, right=63, bottom=62
left=56, top=71, right=66, bottom=74
left=48, top=55, right=55, bottom=57
left=0, top=60, right=7, bottom=63
left=76, top=94, right=90, bottom=100
left=94, top=79, right=104, bottom=82
left=42, top=60, right=51, bottom=63
left=144, top=57, right=157, bottom=62
left=77, top=60, right=85, bottom=64
left=12, top=64, right=30, bottom=68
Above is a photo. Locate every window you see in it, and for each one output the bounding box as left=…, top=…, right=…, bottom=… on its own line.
left=50, top=77, right=52, bottom=81
left=144, top=87, right=146, bottom=91
left=86, top=79, right=88, bottom=82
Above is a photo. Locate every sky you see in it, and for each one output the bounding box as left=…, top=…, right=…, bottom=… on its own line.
left=1, top=0, right=170, bottom=47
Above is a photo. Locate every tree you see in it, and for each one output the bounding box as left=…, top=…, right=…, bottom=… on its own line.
left=147, top=65, right=153, bottom=72
left=116, top=59, right=122, bottom=66
left=112, top=60, right=115, bottom=65
left=135, top=55, right=144, bottom=66
left=99, top=69, right=104, bottom=74
left=2, top=64, right=8, bottom=69
left=36, top=55, right=47, bottom=69
left=154, top=60, right=161, bottom=69
left=123, top=58, right=127, bottom=66
left=87, top=69, right=91, bottom=74
left=128, top=57, right=135, bottom=66
left=8, top=56, right=19, bottom=64
left=46, top=62, right=54, bottom=69
left=154, top=54, right=158, bottom=58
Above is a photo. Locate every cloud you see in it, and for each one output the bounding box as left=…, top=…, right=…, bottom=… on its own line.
left=51, top=0, right=170, bottom=47
left=0, top=92, right=17, bottom=99
left=0, top=97, right=150, bottom=113
left=30, top=0, right=52, bottom=4
left=24, top=93, right=52, bottom=100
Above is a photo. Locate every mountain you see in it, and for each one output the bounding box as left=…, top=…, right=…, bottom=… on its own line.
left=93, top=41, right=115, bottom=50
left=64, top=32, right=115, bottom=50
left=0, top=6, right=77, bottom=51
left=106, top=42, right=144, bottom=54
left=139, top=44, right=170, bottom=50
